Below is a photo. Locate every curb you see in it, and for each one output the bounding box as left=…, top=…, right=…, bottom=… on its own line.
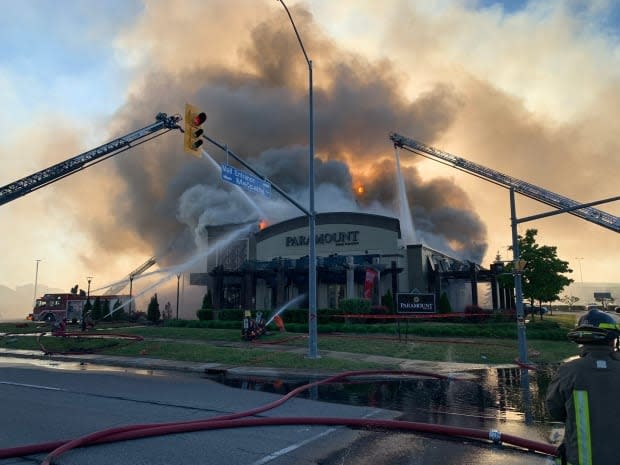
left=0, top=348, right=349, bottom=381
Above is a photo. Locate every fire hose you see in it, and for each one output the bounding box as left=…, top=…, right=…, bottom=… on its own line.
left=36, top=331, right=144, bottom=355
left=0, top=369, right=559, bottom=463
left=0, top=370, right=557, bottom=465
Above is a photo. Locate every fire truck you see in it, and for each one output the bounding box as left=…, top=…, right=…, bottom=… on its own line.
left=30, top=293, right=129, bottom=323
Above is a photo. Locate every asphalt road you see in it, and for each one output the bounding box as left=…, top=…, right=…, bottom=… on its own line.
left=0, top=357, right=556, bottom=465
left=0, top=359, right=390, bottom=465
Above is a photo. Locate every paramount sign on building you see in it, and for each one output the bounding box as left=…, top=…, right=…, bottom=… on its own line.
left=285, top=230, right=360, bottom=247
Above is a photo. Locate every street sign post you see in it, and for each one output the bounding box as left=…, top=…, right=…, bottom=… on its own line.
left=221, top=163, right=271, bottom=198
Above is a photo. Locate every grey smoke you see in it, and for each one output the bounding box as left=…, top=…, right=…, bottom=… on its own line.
left=99, top=5, right=487, bottom=267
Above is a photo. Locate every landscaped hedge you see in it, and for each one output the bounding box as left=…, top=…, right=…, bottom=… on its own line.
left=204, top=308, right=345, bottom=325
left=196, top=309, right=213, bottom=321
left=338, top=298, right=371, bottom=314
left=167, top=309, right=569, bottom=341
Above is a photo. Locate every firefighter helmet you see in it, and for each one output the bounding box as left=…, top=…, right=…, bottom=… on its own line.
left=567, top=308, right=620, bottom=345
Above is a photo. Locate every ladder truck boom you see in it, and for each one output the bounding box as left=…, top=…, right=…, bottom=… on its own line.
left=390, top=132, right=620, bottom=233
left=105, top=256, right=157, bottom=295
left=0, top=112, right=181, bottom=206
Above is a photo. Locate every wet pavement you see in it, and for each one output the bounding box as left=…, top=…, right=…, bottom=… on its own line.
left=215, top=363, right=560, bottom=464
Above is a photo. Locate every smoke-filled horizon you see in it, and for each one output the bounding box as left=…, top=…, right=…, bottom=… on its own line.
left=3, top=0, right=620, bottom=321
left=99, top=5, right=488, bottom=268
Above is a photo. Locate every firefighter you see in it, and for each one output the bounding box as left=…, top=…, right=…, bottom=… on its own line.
left=546, top=308, right=620, bottom=465
left=242, top=310, right=252, bottom=340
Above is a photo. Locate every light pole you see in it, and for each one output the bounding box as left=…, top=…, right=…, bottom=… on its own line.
left=277, top=0, right=318, bottom=359
left=176, top=273, right=181, bottom=320
left=575, top=257, right=584, bottom=283
left=83, top=276, right=93, bottom=331
left=33, top=259, right=42, bottom=310
left=129, top=275, right=134, bottom=315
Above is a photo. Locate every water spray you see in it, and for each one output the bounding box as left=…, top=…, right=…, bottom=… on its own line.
left=393, top=145, right=417, bottom=244
left=101, top=223, right=256, bottom=319
left=265, top=294, right=307, bottom=327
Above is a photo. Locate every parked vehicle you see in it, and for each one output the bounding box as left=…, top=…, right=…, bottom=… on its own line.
left=30, top=293, right=129, bottom=323
left=524, top=304, right=548, bottom=316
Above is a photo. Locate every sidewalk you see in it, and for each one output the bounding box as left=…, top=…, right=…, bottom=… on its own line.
left=0, top=338, right=516, bottom=381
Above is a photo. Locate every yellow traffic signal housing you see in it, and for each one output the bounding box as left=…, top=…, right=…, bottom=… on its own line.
left=184, top=103, right=207, bottom=156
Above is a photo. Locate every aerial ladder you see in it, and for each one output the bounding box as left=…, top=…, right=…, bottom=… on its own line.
left=0, top=112, right=181, bottom=206
left=390, top=132, right=620, bottom=233
left=104, top=256, right=157, bottom=295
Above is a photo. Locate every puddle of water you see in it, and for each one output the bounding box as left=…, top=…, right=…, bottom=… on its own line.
left=212, top=365, right=559, bottom=441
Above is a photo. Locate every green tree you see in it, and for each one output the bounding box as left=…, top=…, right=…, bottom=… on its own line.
left=594, top=294, right=615, bottom=309
left=147, top=293, right=161, bottom=323
left=81, top=300, right=93, bottom=331
left=381, top=289, right=395, bottom=312
left=202, top=290, right=213, bottom=309
left=91, top=297, right=103, bottom=320
left=112, top=299, right=125, bottom=320
left=438, top=292, right=452, bottom=314
left=501, top=229, right=573, bottom=319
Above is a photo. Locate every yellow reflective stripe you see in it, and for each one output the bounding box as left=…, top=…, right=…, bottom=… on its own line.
left=598, top=322, right=616, bottom=329
left=573, top=390, right=592, bottom=465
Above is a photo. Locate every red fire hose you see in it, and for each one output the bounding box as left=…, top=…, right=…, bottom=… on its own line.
left=36, top=331, right=144, bottom=355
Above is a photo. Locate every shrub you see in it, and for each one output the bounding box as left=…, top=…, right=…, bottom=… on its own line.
left=381, top=290, right=395, bottom=313
left=147, top=294, right=161, bottom=323
left=339, top=298, right=371, bottom=314
left=129, top=311, right=147, bottom=323
left=218, top=309, right=244, bottom=321
left=464, top=304, right=482, bottom=314
left=438, top=292, right=452, bottom=314
left=371, top=305, right=389, bottom=314
left=202, top=290, right=213, bottom=309
left=196, top=309, right=213, bottom=321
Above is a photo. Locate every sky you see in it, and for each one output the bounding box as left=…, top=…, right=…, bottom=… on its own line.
left=1, top=0, right=619, bottom=319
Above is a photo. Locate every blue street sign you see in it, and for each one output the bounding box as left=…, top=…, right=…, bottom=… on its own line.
left=220, top=163, right=271, bottom=198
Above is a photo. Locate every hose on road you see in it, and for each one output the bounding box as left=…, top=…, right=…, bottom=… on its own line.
left=0, top=369, right=559, bottom=463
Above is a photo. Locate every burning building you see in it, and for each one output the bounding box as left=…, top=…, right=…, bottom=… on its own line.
left=190, top=212, right=507, bottom=312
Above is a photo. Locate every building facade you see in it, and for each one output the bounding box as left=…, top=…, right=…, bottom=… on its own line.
left=192, top=212, right=505, bottom=312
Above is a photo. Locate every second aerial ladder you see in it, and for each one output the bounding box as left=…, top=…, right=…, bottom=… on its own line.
left=390, top=132, right=620, bottom=233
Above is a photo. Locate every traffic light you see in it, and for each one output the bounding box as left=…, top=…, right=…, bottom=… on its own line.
left=184, top=103, right=207, bottom=156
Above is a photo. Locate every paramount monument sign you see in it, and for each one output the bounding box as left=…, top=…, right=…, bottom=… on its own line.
left=396, top=293, right=436, bottom=313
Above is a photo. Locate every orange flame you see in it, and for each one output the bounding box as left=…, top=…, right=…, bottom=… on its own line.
left=259, top=219, right=268, bottom=230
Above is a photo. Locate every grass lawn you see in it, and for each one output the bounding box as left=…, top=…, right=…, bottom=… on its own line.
left=0, top=312, right=581, bottom=368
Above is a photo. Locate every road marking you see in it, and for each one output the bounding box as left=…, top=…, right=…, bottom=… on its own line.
left=250, top=427, right=338, bottom=465
left=250, top=410, right=383, bottom=465
left=0, top=380, right=64, bottom=391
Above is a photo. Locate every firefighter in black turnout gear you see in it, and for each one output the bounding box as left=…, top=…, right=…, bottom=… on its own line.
left=546, top=308, right=620, bottom=465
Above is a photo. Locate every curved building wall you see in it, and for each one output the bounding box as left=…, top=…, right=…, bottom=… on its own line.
left=254, top=212, right=408, bottom=309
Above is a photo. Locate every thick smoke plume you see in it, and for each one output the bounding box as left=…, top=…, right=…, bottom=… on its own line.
left=96, top=5, right=487, bottom=267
